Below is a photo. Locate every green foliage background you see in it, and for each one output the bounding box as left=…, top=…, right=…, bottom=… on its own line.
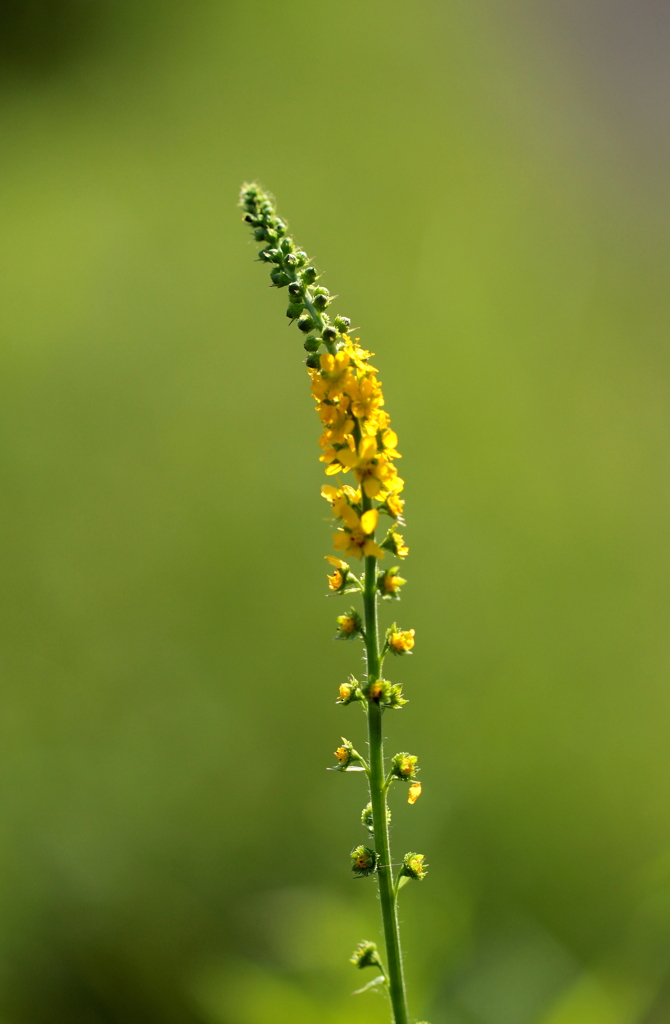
left=1, top=1, right=669, bottom=1021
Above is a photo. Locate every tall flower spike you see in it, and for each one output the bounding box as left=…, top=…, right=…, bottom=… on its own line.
left=239, top=183, right=425, bottom=1024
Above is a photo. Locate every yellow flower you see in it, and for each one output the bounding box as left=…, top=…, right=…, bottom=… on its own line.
left=333, top=507, right=385, bottom=560
left=382, top=570, right=406, bottom=596
left=368, top=680, right=383, bottom=699
left=408, top=782, right=422, bottom=804
left=335, top=745, right=349, bottom=763
left=310, top=351, right=354, bottom=402
left=328, top=569, right=344, bottom=591
left=386, top=493, right=405, bottom=519
left=337, top=614, right=357, bottom=634
left=336, top=436, right=395, bottom=498
left=344, top=372, right=384, bottom=420
left=321, top=484, right=360, bottom=519
left=339, top=682, right=352, bottom=701
left=390, top=628, right=415, bottom=653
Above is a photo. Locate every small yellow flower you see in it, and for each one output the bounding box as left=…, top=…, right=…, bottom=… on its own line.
left=338, top=614, right=357, bottom=634
left=382, top=570, right=406, bottom=596
left=328, top=569, right=344, bottom=591
left=335, top=745, right=349, bottom=763
left=390, top=628, right=415, bottom=653
left=368, top=680, right=383, bottom=699
left=408, top=782, right=422, bottom=804
left=333, top=507, right=385, bottom=560
left=339, top=683, right=352, bottom=701
left=386, top=493, right=405, bottom=519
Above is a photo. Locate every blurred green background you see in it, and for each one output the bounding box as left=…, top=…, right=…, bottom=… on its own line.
left=1, top=1, right=670, bottom=1021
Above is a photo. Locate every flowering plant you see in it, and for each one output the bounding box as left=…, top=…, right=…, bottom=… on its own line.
left=239, top=183, right=428, bottom=1024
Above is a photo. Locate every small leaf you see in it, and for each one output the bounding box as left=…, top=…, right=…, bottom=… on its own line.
left=352, top=975, right=387, bottom=995
left=396, top=874, right=410, bottom=891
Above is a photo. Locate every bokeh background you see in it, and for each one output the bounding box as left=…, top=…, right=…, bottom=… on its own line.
left=1, top=1, right=670, bottom=1021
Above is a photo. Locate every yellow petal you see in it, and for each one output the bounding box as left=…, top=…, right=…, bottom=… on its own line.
left=363, top=476, right=383, bottom=498
left=363, top=539, right=385, bottom=559
left=360, top=509, right=378, bottom=535
left=320, top=353, right=334, bottom=373
left=325, top=556, right=348, bottom=568
left=333, top=532, right=350, bottom=551
left=340, top=505, right=360, bottom=530
left=325, top=463, right=343, bottom=475
left=359, top=436, right=377, bottom=460
left=382, top=429, right=398, bottom=449
left=338, top=448, right=359, bottom=469
left=408, top=782, right=422, bottom=805
left=321, top=485, right=339, bottom=501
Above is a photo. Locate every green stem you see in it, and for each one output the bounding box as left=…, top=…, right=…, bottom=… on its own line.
left=362, top=496, right=410, bottom=1024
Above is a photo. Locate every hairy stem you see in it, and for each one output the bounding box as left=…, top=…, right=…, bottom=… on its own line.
left=362, top=498, right=410, bottom=1024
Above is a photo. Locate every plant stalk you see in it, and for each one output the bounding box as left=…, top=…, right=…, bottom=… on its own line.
left=362, top=500, right=410, bottom=1024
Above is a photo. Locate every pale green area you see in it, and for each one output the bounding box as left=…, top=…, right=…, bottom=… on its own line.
left=0, top=1, right=669, bottom=1021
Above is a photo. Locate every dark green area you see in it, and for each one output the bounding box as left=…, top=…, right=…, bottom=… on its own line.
left=1, top=2, right=669, bottom=1021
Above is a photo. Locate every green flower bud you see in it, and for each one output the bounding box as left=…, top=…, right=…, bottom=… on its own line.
left=334, top=315, right=351, bottom=332
left=288, top=281, right=303, bottom=299
left=305, top=353, right=320, bottom=369
left=384, top=683, right=408, bottom=710
left=399, top=852, right=428, bottom=881
left=286, top=303, right=303, bottom=319
left=298, top=314, right=316, bottom=333
left=303, top=336, right=321, bottom=353
left=313, top=292, right=330, bottom=311
left=275, top=220, right=287, bottom=238
left=322, top=325, right=338, bottom=343
left=302, top=266, right=317, bottom=284
left=285, top=252, right=298, bottom=266
left=253, top=227, right=266, bottom=241
left=350, top=845, right=378, bottom=877
left=295, top=251, right=308, bottom=265
left=391, top=752, right=418, bottom=781
left=257, top=249, right=274, bottom=262
left=350, top=940, right=384, bottom=969
left=279, top=236, right=293, bottom=253
left=361, top=802, right=390, bottom=832
left=270, top=270, right=290, bottom=288
left=265, top=248, right=281, bottom=264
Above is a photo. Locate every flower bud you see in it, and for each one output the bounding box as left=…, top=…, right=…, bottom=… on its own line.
left=336, top=607, right=363, bottom=640
left=337, top=676, right=361, bottom=705
left=270, top=270, right=290, bottom=288
left=253, top=227, right=266, bottom=241
left=399, top=852, right=428, bottom=880
left=302, top=266, right=317, bottom=284
left=350, top=845, right=378, bottom=877
left=388, top=627, right=415, bottom=654
left=350, top=940, right=384, bottom=969
left=285, top=252, right=298, bottom=266
left=334, top=315, right=351, bottom=333
left=312, top=287, right=331, bottom=310
left=305, top=353, right=320, bottom=369
left=361, top=802, right=390, bottom=832
left=288, top=281, right=303, bottom=298
left=322, top=325, right=338, bottom=343
left=331, top=737, right=364, bottom=771
left=298, top=314, right=316, bottom=333
left=303, top=335, right=320, bottom=353
left=391, top=752, right=418, bottom=781
left=286, top=302, right=303, bottom=319
left=279, top=235, right=293, bottom=252
left=295, top=251, right=308, bottom=265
